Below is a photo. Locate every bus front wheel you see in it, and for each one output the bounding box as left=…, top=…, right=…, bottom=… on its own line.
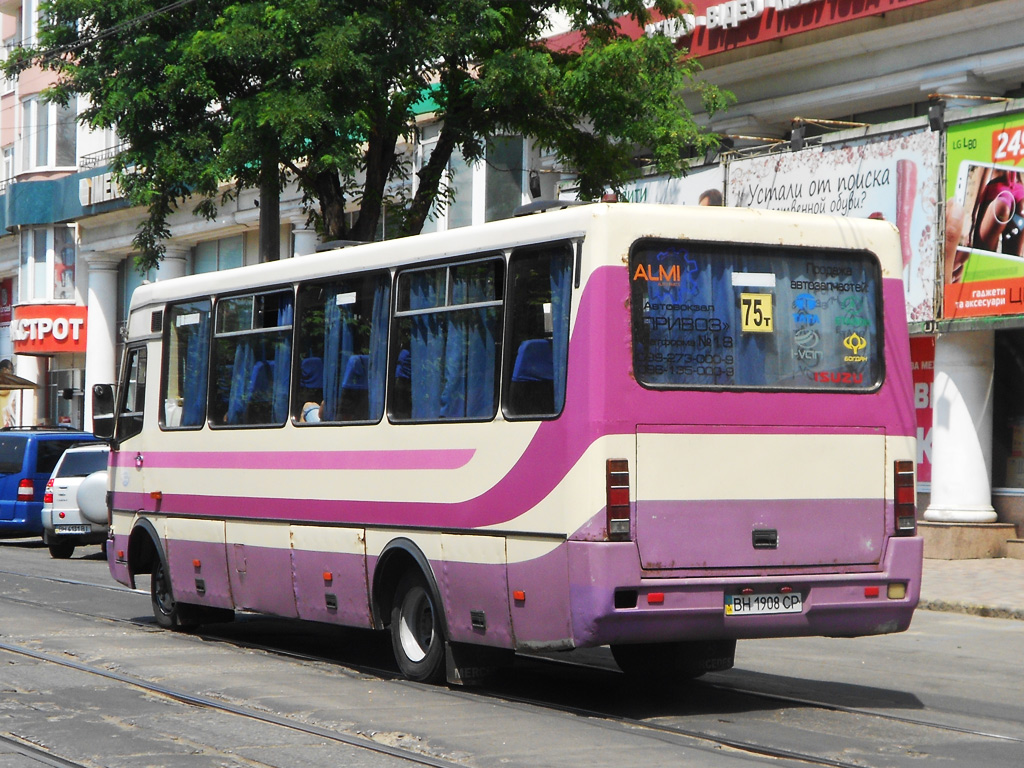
left=611, top=639, right=736, bottom=681
left=151, top=557, right=197, bottom=630
left=390, top=570, right=446, bottom=683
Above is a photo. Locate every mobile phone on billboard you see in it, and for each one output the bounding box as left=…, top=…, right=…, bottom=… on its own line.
left=953, top=160, right=1024, bottom=267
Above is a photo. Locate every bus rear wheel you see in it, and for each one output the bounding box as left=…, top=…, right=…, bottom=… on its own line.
left=390, top=570, right=445, bottom=683
left=611, top=639, right=736, bottom=681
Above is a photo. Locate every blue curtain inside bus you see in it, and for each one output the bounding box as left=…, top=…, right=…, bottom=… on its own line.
left=406, top=266, right=500, bottom=420
left=181, top=308, right=210, bottom=426
left=320, top=276, right=389, bottom=422
left=222, top=293, right=293, bottom=425
left=549, top=252, right=570, bottom=412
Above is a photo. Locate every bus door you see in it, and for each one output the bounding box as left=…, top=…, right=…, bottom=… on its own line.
left=110, top=344, right=151, bottom=515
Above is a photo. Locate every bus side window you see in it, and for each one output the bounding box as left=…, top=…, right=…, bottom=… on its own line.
left=503, top=243, right=572, bottom=419
left=391, top=258, right=503, bottom=422
left=210, top=291, right=293, bottom=427
left=293, top=272, right=390, bottom=425
left=116, top=346, right=147, bottom=442
left=162, top=300, right=211, bottom=429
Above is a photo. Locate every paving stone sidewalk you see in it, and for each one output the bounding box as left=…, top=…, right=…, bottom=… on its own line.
left=919, top=557, right=1024, bottom=620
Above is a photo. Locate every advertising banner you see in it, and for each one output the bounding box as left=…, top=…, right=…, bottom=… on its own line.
left=727, top=130, right=941, bottom=322
left=910, top=336, right=934, bottom=484
left=943, top=113, right=1024, bottom=319
left=615, top=164, right=725, bottom=206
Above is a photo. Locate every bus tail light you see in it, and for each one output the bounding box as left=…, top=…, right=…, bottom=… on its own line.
left=17, top=478, right=33, bottom=502
left=894, top=460, right=916, bottom=535
left=606, top=459, right=631, bottom=541
left=43, top=479, right=54, bottom=504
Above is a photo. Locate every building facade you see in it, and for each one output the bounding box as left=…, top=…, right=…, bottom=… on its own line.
left=3, top=1, right=1024, bottom=549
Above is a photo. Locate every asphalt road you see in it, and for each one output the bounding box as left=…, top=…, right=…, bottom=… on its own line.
left=1, top=540, right=1022, bottom=768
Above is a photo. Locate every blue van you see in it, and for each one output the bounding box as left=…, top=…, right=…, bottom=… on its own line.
left=0, top=428, right=99, bottom=538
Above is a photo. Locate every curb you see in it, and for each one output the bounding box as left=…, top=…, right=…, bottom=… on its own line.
left=918, top=599, right=1024, bottom=621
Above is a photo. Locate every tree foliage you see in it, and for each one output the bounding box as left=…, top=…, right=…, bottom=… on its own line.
left=9, top=1, right=730, bottom=270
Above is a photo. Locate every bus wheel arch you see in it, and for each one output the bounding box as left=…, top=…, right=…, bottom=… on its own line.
left=372, top=539, right=448, bottom=683
left=126, top=518, right=162, bottom=589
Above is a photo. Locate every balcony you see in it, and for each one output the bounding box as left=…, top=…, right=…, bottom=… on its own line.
left=79, top=143, right=128, bottom=171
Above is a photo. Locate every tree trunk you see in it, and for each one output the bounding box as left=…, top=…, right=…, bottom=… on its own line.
left=313, top=170, right=349, bottom=242
left=403, top=125, right=457, bottom=236
left=259, top=149, right=281, bottom=261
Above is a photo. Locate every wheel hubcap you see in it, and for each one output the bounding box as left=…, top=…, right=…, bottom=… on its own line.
left=398, top=588, right=434, bottom=663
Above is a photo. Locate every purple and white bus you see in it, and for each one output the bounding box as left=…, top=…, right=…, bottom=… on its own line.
left=95, top=202, right=921, bottom=683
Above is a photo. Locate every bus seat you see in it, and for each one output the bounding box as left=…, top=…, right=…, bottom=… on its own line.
left=247, top=360, right=275, bottom=422
left=340, top=355, right=369, bottom=419
left=300, top=356, right=323, bottom=389
left=510, top=339, right=554, bottom=415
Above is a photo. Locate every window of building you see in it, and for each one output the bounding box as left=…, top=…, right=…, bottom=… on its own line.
left=194, top=235, right=244, bottom=274
left=1, top=37, right=17, bottom=95
left=117, top=259, right=157, bottom=330
left=485, top=137, right=524, bottom=222
left=20, top=96, right=77, bottom=171
left=20, top=225, right=76, bottom=302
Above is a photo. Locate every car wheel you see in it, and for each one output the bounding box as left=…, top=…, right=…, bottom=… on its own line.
left=48, top=540, right=75, bottom=559
left=390, top=570, right=446, bottom=683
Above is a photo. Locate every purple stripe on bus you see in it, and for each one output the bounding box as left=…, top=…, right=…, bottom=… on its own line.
left=110, top=270, right=913, bottom=532
left=111, top=448, right=476, bottom=471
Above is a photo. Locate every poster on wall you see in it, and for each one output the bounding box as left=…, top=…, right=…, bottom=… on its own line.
left=727, top=130, right=940, bottom=322
left=615, top=164, right=725, bottom=207
left=910, top=336, right=934, bottom=485
left=943, top=113, right=1024, bottom=319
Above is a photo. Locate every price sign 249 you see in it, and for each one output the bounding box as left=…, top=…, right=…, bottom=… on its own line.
left=993, top=127, right=1024, bottom=164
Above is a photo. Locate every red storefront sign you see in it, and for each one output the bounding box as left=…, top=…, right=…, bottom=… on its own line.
left=547, top=0, right=938, bottom=59
left=12, top=305, right=88, bottom=355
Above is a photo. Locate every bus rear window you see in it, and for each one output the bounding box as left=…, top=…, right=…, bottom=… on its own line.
left=629, top=240, right=883, bottom=391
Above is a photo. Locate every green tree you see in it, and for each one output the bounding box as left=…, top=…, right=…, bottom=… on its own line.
left=9, top=1, right=729, bottom=270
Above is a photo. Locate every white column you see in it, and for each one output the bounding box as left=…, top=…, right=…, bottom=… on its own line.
left=83, top=254, right=121, bottom=426
left=291, top=225, right=320, bottom=257
left=157, top=246, right=189, bottom=280
left=924, top=330, right=997, bottom=522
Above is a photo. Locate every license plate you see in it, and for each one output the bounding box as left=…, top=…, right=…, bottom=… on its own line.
left=54, top=525, right=91, bottom=534
left=725, top=592, right=803, bottom=616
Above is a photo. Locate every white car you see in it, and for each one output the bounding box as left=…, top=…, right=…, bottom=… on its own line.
left=41, top=443, right=110, bottom=559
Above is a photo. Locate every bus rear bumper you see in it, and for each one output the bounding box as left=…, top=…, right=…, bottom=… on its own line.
left=567, top=536, right=923, bottom=648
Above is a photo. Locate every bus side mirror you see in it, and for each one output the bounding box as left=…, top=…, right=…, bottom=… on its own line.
left=92, top=384, right=115, bottom=441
